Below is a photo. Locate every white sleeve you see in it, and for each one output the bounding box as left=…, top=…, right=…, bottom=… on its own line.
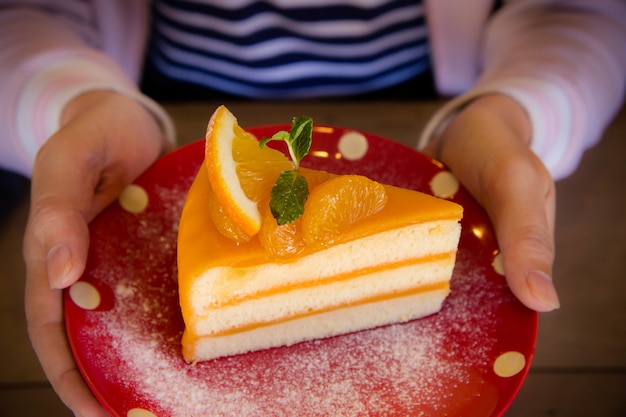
left=420, top=0, right=626, bottom=180
left=0, top=5, right=175, bottom=177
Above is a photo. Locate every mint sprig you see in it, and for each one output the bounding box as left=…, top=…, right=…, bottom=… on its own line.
left=260, top=116, right=313, bottom=225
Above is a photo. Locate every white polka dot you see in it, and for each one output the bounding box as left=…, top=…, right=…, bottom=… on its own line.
left=127, top=409, right=158, bottom=417
left=69, top=281, right=101, bottom=310
left=493, top=351, right=526, bottom=377
left=338, top=131, right=369, bottom=161
left=119, top=184, right=149, bottom=213
left=492, top=251, right=504, bottom=275
left=429, top=171, right=459, bottom=199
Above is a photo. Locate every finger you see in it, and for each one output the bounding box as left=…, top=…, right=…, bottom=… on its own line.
left=28, top=134, right=100, bottom=289
left=480, top=154, right=560, bottom=311
left=24, top=235, right=110, bottom=417
left=24, top=172, right=109, bottom=415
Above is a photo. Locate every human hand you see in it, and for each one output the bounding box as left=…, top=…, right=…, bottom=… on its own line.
left=23, top=91, right=169, bottom=416
left=423, top=94, right=560, bottom=312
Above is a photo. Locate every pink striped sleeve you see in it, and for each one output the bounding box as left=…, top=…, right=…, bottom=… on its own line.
left=420, top=0, right=626, bottom=180
left=0, top=6, right=174, bottom=177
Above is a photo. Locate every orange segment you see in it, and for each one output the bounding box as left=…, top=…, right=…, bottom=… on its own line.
left=258, top=199, right=305, bottom=258
left=205, top=105, right=292, bottom=237
left=302, top=175, right=388, bottom=249
left=257, top=169, right=335, bottom=257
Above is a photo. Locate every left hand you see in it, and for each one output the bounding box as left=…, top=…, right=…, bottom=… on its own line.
left=23, top=90, right=169, bottom=416
left=423, top=94, right=560, bottom=312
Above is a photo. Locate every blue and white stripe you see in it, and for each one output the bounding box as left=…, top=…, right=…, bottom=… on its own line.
left=148, top=0, right=429, bottom=98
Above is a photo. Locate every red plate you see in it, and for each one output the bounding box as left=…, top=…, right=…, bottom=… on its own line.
left=65, top=125, right=537, bottom=417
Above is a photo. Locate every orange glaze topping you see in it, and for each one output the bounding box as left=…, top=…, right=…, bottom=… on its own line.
left=178, top=168, right=462, bottom=271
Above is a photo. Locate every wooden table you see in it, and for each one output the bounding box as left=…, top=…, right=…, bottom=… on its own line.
left=1, top=100, right=625, bottom=416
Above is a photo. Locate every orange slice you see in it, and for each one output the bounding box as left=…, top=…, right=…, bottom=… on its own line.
left=205, top=105, right=292, bottom=237
left=302, top=175, right=388, bottom=249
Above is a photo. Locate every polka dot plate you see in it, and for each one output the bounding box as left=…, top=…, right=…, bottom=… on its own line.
left=65, top=125, right=537, bottom=417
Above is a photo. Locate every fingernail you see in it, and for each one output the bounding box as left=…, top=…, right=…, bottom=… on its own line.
left=527, top=270, right=560, bottom=311
left=47, top=244, right=73, bottom=289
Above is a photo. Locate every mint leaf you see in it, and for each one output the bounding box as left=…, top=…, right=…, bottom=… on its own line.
left=288, top=116, right=313, bottom=168
left=260, top=116, right=314, bottom=224
left=259, top=130, right=290, bottom=148
left=260, top=116, right=312, bottom=170
left=269, top=170, right=309, bottom=225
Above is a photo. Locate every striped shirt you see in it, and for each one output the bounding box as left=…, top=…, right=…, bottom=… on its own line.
left=147, top=0, right=429, bottom=98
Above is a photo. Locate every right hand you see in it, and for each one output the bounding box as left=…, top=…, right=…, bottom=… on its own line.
left=23, top=90, right=169, bottom=416
left=422, top=94, right=560, bottom=313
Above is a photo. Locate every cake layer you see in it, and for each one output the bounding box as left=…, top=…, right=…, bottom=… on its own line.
left=185, top=220, right=460, bottom=310
left=186, top=254, right=456, bottom=337
left=183, top=285, right=449, bottom=362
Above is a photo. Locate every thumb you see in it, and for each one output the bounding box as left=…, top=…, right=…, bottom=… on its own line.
left=490, top=174, right=560, bottom=312
left=26, top=129, right=102, bottom=289
left=27, top=166, right=93, bottom=289
left=31, top=202, right=91, bottom=290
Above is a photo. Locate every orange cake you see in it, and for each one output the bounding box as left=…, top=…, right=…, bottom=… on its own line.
left=177, top=106, right=463, bottom=363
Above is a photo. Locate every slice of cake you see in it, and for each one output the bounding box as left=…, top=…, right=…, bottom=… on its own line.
left=177, top=106, right=463, bottom=363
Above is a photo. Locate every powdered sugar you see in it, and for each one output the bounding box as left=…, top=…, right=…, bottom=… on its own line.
left=78, top=182, right=507, bottom=416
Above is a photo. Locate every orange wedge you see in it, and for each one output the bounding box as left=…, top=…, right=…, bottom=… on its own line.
left=206, top=184, right=252, bottom=243
left=205, top=105, right=292, bottom=237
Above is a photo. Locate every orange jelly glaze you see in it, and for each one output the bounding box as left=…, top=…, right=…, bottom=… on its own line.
left=178, top=167, right=463, bottom=343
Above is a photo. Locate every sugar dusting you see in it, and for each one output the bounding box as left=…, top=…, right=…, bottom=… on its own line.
left=79, top=179, right=508, bottom=417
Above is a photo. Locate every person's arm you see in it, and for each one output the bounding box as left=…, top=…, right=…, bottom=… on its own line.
left=0, top=3, right=174, bottom=176
left=421, top=0, right=626, bottom=312
left=421, top=0, right=626, bottom=179
left=0, top=3, right=173, bottom=416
